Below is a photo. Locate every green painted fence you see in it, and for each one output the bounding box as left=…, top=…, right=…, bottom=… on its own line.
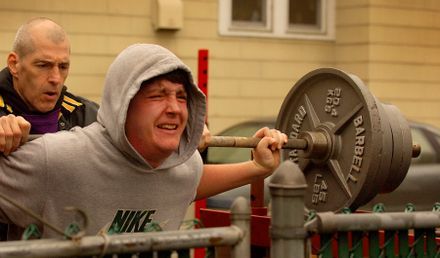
left=309, top=203, right=440, bottom=258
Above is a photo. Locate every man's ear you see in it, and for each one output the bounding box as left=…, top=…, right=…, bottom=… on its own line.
left=7, top=52, right=19, bottom=77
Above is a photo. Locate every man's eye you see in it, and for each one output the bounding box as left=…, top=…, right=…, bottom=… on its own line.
left=147, top=94, right=163, bottom=99
left=59, top=64, right=70, bottom=70
left=178, top=95, right=188, bottom=101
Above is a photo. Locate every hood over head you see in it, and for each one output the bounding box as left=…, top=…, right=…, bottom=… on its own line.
left=97, top=44, right=206, bottom=169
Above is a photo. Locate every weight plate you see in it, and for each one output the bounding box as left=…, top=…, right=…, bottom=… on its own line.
left=351, top=101, right=393, bottom=208
left=276, top=68, right=391, bottom=212
left=397, top=107, right=413, bottom=188
left=380, top=104, right=412, bottom=193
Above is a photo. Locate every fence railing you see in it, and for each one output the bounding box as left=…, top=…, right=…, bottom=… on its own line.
left=0, top=160, right=439, bottom=258
left=202, top=160, right=440, bottom=258
left=306, top=210, right=440, bottom=257
left=0, top=197, right=251, bottom=258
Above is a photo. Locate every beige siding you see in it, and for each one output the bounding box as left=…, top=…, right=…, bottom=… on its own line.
left=0, top=0, right=439, bottom=132
left=366, top=3, right=440, bottom=126
left=334, top=1, right=440, bottom=128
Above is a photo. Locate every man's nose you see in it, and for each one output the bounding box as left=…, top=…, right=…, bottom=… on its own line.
left=165, top=96, right=182, bottom=113
left=48, top=67, right=62, bottom=84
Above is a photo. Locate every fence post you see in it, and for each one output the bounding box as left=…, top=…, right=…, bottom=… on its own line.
left=230, top=196, right=251, bottom=258
left=269, top=161, right=307, bottom=258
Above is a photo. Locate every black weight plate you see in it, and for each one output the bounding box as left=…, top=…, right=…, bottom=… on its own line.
left=276, top=68, right=391, bottom=212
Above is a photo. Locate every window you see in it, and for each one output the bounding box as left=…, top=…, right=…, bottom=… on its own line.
left=229, top=0, right=271, bottom=32
left=219, top=0, right=335, bottom=40
left=232, top=0, right=266, bottom=24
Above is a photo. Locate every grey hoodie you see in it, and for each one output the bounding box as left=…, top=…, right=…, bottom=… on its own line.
left=0, top=44, right=206, bottom=239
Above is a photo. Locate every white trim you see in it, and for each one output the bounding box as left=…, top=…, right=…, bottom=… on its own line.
left=218, top=0, right=335, bottom=41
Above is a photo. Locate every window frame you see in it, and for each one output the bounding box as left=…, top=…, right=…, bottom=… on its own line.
left=218, top=0, right=335, bottom=41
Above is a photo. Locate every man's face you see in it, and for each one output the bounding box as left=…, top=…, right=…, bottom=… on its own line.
left=125, top=79, right=189, bottom=167
left=8, top=35, right=70, bottom=113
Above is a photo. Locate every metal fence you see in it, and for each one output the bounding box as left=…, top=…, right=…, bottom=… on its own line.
left=0, top=160, right=439, bottom=258
left=0, top=197, right=251, bottom=258
left=306, top=210, right=440, bottom=257
left=271, top=161, right=440, bottom=258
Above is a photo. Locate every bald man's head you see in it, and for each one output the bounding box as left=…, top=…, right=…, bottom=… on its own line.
left=7, top=17, right=71, bottom=112
left=12, top=17, right=70, bottom=58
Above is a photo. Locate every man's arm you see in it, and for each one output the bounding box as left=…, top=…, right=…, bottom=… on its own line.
left=196, top=127, right=287, bottom=199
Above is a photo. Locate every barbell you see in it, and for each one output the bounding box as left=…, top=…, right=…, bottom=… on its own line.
left=204, top=68, right=420, bottom=213
left=28, top=68, right=419, bottom=213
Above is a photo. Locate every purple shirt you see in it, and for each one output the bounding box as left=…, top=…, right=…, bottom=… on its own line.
left=22, top=109, right=60, bottom=134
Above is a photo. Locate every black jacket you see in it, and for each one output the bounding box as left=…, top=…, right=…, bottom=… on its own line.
left=0, top=68, right=98, bottom=131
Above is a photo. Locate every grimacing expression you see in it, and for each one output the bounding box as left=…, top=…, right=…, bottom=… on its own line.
left=9, top=35, right=70, bottom=112
left=125, top=79, right=189, bottom=167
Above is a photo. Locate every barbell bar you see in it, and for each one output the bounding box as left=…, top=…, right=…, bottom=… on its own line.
left=27, top=68, right=420, bottom=213
left=204, top=134, right=420, bottom=159
left=29, top=133, right=421, bottom=161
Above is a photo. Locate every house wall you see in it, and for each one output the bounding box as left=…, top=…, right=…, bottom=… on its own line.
left=336, top=0, right=440, bottom=126
left=0, top=0, right=439, bottom=133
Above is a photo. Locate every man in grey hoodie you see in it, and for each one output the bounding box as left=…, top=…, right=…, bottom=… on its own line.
left=0, top=43, right=287, bottom=240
